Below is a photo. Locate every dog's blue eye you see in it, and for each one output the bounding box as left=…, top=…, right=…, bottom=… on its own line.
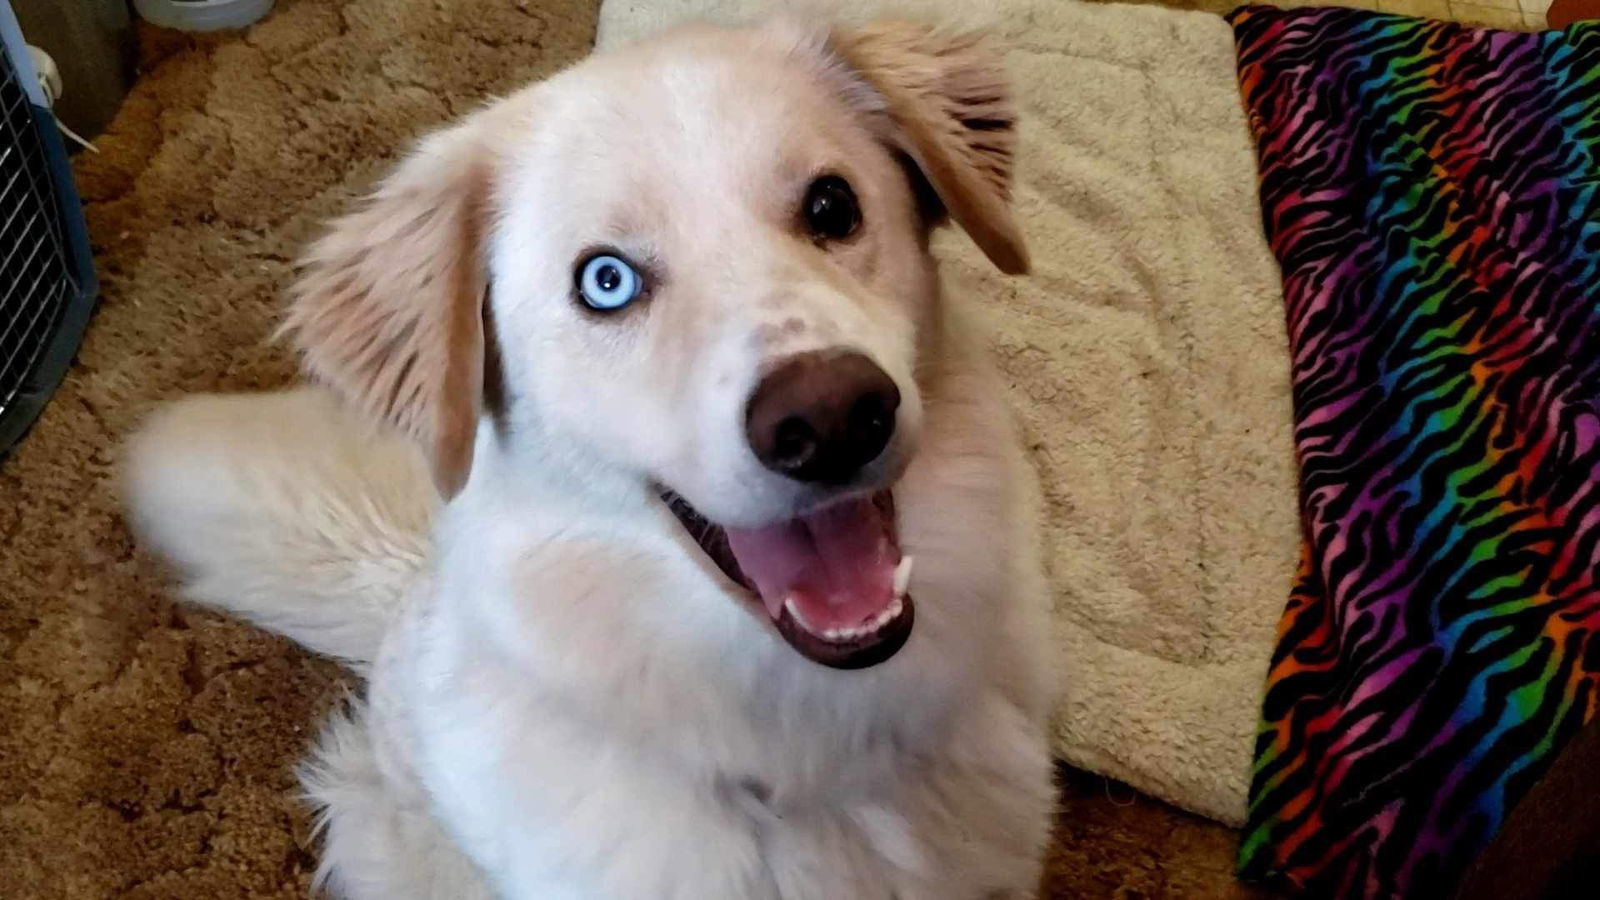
left=576, top=254, right=642, bottom=311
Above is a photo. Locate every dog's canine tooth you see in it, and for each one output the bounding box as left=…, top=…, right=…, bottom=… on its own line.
left=893, top=556, right=914, bottom=598
left=784, top=596, right=815, bottom=632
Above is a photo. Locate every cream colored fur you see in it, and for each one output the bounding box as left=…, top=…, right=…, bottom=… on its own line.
left=127, top=16, right=1056, bottom=899
left=600, top=0, right=1302, bottom=826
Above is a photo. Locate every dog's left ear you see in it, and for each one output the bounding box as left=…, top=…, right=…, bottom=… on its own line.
left=832, top=21, right=1028, bottom=275
left=280, top=122, right=491, bottom=498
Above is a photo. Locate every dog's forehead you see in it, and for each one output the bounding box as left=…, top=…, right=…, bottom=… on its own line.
left=523, top=28, right=871, bottom=198
left=598, top=21, right=847, bottom=116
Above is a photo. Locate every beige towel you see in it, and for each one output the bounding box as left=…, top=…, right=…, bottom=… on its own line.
left=598, top=0, right=1300, bottom=826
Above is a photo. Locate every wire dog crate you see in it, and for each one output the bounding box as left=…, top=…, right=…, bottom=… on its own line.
left=0, top=2, right=98, bottom=459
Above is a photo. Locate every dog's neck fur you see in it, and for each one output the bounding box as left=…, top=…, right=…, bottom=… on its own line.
left=468, top=413, right=655, bottom=517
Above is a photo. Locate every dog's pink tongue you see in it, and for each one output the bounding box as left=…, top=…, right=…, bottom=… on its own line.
left=725, top=497, right=898, bottom=630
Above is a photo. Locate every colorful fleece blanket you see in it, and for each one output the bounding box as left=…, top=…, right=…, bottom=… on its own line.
left=1228, top=6, right=1600, bottom=897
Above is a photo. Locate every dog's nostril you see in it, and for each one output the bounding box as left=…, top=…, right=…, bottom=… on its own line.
left=848, top=393, right=895, bottom=454
left=771, top=417, right=819, bottom=471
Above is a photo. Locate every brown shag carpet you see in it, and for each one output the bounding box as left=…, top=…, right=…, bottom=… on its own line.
left=0, top=1, right=1264, bottom=896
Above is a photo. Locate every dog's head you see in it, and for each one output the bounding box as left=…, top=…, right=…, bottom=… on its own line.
left=284, top=18, right=1025, bottom=668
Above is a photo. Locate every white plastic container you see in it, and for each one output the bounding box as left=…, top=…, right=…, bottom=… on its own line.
left=133, top=0, right=275, bottom=32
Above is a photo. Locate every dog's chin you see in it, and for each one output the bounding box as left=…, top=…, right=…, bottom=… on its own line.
left=661, top=487, right=915, bottom=670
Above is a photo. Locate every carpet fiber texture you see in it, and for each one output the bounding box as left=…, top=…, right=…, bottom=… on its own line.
left=0, top=2, right=598, bottom=896
left=0, top=1, right=1271, bottom=896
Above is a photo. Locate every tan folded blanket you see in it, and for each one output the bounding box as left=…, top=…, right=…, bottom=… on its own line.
left=598, top=0, right=1301, bottom=826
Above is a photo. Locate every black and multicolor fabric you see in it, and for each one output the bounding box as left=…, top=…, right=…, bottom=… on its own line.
left=1227, top=6, right=1600, bottom=897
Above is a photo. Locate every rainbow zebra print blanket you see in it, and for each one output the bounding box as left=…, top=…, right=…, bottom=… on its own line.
left=1227, top=6, right=1600, bottom=897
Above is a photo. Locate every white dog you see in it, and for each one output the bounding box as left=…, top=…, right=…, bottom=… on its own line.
left=126, top=15, right=1056, bottom=899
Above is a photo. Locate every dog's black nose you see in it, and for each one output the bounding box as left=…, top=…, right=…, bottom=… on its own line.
left=745, top=350, right=900, bottom=484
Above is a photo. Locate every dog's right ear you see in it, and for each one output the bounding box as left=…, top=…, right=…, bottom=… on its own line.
left=282, top=123, right=491, bottom=498
left=830, top=21, right=1029, bottom=276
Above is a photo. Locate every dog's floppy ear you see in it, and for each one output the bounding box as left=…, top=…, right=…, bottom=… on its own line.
left=832, top=21, right=1028, bottom=275
left=281, top=123, right=491, bottom=498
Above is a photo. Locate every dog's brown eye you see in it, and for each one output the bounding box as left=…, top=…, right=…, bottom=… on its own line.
left=802, top=175, right=861, bottom=241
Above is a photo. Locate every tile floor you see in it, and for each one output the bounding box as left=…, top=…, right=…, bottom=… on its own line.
left=1121, top=0, right=1556, bottom=28
left=1377, top=0, right=1550, bottom=29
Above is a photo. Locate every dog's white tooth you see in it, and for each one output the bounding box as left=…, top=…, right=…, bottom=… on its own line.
left=786, top=596, right=826, bottom=636
left=879, top=598, right=902, bottom=626
left=877, top=601, right=899, bottom=627
left=892, top=556, right=914, bottom=598
left=784, top=600, right=805, bottom=631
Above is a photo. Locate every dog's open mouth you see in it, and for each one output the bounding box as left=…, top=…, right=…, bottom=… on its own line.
left=662, top=490, right=915, bottom=669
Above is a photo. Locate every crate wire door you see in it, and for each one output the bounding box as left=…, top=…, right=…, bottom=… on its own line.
left=0, top=25, right=97, bottom=457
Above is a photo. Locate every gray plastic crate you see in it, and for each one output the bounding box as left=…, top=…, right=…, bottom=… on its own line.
left=0, top=3, right=98, bottom=459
